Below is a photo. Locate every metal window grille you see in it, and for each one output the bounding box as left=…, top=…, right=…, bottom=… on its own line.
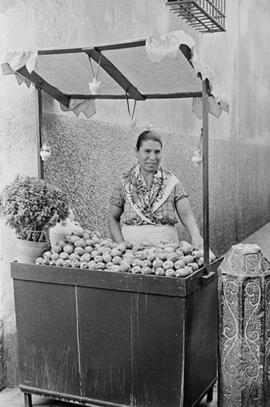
left=166, top=0, right=226, bottom=33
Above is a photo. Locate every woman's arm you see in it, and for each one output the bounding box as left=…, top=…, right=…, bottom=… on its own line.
left=175, top=197, right=203, bottom=247
left=108, top=204, right=125, bottom=243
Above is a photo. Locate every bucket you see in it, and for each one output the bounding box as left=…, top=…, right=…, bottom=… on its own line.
left=16, top=239, right=49, bottom=264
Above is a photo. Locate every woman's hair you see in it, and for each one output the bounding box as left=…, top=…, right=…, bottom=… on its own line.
left=136, top=130, right=163, bottom=151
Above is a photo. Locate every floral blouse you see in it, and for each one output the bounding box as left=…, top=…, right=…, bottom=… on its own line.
left=110, top=181, right=188, bottom=226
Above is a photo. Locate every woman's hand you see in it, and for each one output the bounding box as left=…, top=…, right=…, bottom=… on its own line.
left=191, top=236, right=203, bottom=249
left=193, top=238, right=216, bottom=261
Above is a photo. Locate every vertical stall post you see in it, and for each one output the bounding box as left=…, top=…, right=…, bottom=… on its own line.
left=37, top=87, right=44, bottom=180
left=202, top=79, right=210, bottom=271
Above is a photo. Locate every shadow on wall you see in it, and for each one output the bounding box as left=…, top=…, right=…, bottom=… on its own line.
left=43, top=113, right=270, bottom=256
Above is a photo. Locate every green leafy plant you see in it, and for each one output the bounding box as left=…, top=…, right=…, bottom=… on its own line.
left=0, top=175, right=70, bottom=242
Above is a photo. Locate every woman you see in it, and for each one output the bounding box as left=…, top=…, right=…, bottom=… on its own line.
left=109, top=129, right=203, bottom=247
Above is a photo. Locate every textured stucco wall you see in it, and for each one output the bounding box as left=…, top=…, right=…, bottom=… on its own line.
left=42, top=113, right=202, bottom=243
left=43, top=113, right=270, bottom=257
left=1, top=0, right=270, bottom=387
left=0, top=0, right=39, bottom=386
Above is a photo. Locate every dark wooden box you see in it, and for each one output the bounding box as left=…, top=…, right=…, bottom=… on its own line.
left=11, top=259, right=221, bottom=407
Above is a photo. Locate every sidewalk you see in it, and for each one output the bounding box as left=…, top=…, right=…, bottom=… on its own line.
left=1, top=222, right=270, bottom=407
left=242, top=222, right=270, bottom=259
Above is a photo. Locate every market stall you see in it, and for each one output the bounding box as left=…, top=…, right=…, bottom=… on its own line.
left=3, top=32, right=227, bottom=407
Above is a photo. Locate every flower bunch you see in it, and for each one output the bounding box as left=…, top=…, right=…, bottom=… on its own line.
left=0, top=175, right=69, bottom=242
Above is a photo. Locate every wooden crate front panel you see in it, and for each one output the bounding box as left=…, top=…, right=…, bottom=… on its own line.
left=13, top=280, right=81, bottom=396
left=78, top=287, right=186, bottom=407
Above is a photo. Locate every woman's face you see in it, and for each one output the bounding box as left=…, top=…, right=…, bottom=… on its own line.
left=136, top=139, right=162, bottom=174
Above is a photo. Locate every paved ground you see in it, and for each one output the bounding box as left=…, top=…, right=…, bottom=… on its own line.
left=0, top=386, right=217, bottom=407
left=242, top=222, right=270, bottom=260
left=1, top=223, right=269, bottom=407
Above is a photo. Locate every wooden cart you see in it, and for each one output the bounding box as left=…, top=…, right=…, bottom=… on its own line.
left=11, top=258, right=221, bottom=407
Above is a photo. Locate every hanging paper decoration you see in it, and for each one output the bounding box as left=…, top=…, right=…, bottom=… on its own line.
left=145, top=30, right=195, bottom=62
left=40, top=145, right=51, bottom=161
left=191, top=150, right=202, bottom=167
left=88, top=55, right=101, bottom=95
left=191, top=128, right=203, bottom=167
left=128, top=116, right=137, bottom=130
left=88, top=77, right=101, bottom=95
left=145, top=30, right=229, bottom=120
left=60, top=99, right=96, bottom=119
left=126, top=95, right=137, bottom=130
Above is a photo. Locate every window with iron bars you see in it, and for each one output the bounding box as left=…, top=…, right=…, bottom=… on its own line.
left=166, top=0, right=226, bottom=33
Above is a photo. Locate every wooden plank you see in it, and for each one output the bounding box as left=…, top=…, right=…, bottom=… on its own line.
left=184, top=269, right=218, bottom=405
left=11, top=262, right=187, bottom=297
left=86, top=49, right=145, bottom=101
left=67, top=91, right=202, bottom=100
left=11, top=259, right=223, bottom=298
left=68, top=94, right=138, bottom=100
left=39, top=47, right=90, bottom=55
left=128, top=293, right=185, bottom=407
left=142, top=92, right=202, bottom=99
left=37, top=40, right=146, bottom=56
left=17, top=66, right=70, bottom=107
left=20, top=385, right=130, bottom=407
left=78, top=288, right=134, bottom=404
left=37, top=88, right=44, bottom=180
left=186, top=257, right=223, bottom=294
left=91, top=39, right=146, bottom=52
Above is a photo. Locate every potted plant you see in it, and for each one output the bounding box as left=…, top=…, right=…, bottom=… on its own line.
left=0, top=174, right=70, bottom=263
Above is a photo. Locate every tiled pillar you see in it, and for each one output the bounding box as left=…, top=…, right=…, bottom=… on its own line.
left=218, top=243, right=270, bottom=407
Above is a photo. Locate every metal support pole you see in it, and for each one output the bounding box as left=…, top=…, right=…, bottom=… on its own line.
left=202, top=79, right=210, bottom=271
left=37, top=87, right=44, bottom=180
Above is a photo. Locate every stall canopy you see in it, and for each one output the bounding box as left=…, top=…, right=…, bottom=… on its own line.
left=37, top=42, right=202, bottom=99
left=1, top=31, right=228, bottom=119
